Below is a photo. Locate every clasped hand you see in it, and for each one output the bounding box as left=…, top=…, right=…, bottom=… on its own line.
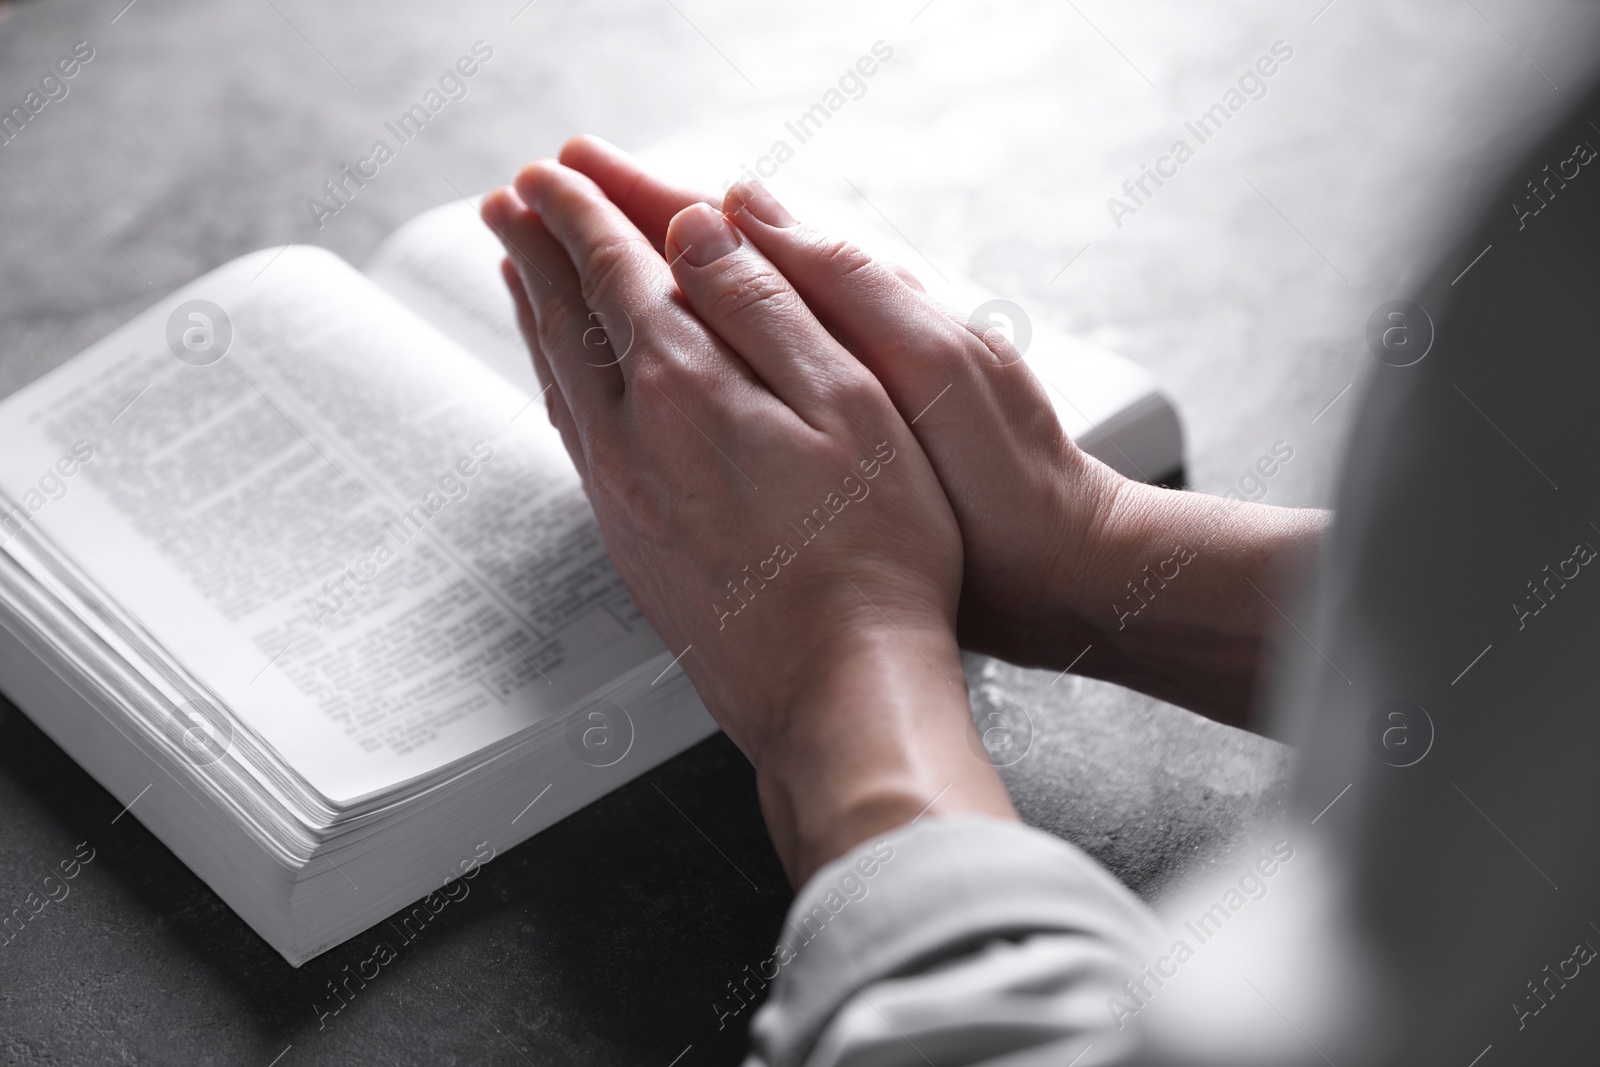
left=480, top=136, right=1309, bottom=882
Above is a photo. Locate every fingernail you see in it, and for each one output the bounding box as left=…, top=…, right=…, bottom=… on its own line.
left=733, top=180, right=795, bottom=227
left=512, top=159, right=559, bottom=212
left=673, top=204, right=740, bottom=267
left=481, top=189, right=516, bottom=234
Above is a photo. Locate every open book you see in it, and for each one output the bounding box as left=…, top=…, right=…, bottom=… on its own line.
left=0, top=147, right=1181, bottom=966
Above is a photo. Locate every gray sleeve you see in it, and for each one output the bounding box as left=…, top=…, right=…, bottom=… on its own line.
left=742, top=816, right=1166, bottom=1067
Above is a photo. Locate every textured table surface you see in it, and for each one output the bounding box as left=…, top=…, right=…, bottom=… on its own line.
left=0, top=0, right=1594, bottom=1063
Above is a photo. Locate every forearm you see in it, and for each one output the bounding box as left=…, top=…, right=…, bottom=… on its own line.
left=1033, top=475, right=1329, bottom=728
left=750, top=627, right=1017, bottom=885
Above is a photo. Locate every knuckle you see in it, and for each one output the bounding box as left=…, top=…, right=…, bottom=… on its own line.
left=960, top=318, right=1020, bottom=366
left=706, top=267, right=802, bottom=323
left=628, top=354, right=704, bottom=421
left=810, top=233, right=876, bottom=280
left=872, top=330, right=934, bottom=370
left=816, top=365, right=882, bottom=410
left=578, top=237, right=650, bottom=308
left=591, top=460, right=669, bottom=537
left=932, top=317, right=987, bottom=367
left=629, top=349, right=681, bottom=397
left=628, top=364, right=670, bottom=410
left=630, top=336, right=721, bottom=400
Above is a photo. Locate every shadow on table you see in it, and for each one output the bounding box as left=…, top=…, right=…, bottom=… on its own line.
left=0, top=702, right=789, bottom=1066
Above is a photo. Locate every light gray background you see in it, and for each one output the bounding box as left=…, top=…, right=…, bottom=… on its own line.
left=0, top=0, right=1593, bottom=1063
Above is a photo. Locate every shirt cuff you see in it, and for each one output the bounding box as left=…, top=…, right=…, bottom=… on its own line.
left=744, top=815, right=1164, bottom=1067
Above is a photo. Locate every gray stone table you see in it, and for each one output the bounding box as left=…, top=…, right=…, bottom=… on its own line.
left=0, top=0, right=1592, bottom=1062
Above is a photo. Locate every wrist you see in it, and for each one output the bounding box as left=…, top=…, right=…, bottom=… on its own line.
left=969, top=452, right=1131, bottom=666
left=1069, top=479, right=1331, bottom=722
left=751, top=624, right=1016, bottom=884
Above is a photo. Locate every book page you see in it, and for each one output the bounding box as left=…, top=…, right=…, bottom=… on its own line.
left=366, top=199, right=540, bottom=397
left=0, top=247, right=668, bottom=805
